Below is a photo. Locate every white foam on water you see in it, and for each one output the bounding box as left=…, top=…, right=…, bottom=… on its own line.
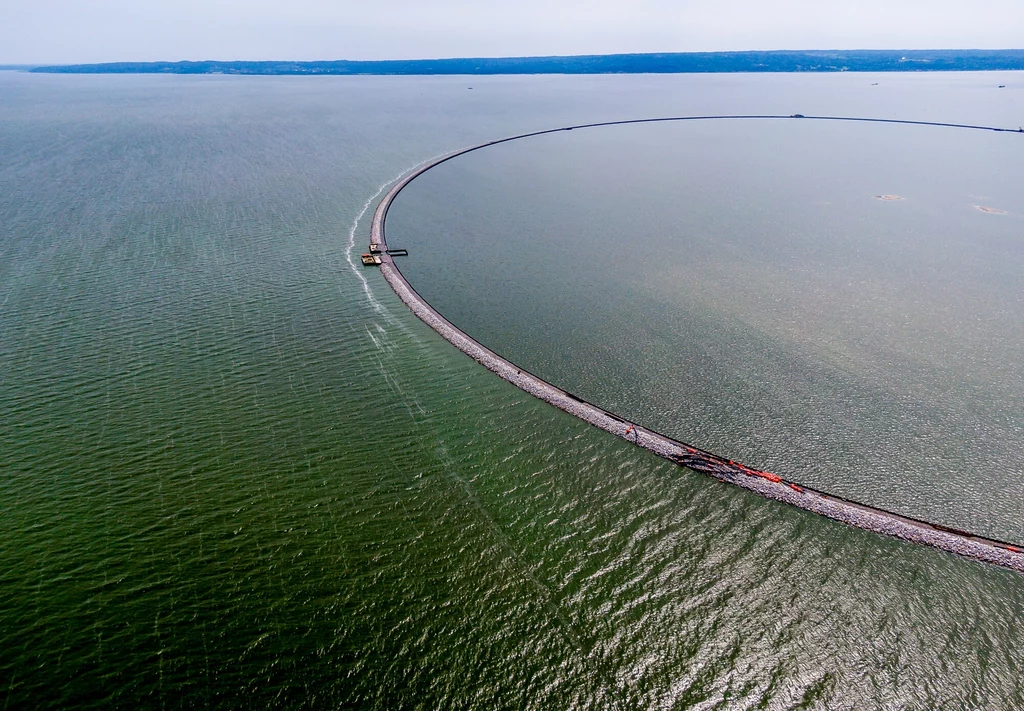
left=344, top=157, right=442, bottom=319
left=345, top=178, right=396, bottom=316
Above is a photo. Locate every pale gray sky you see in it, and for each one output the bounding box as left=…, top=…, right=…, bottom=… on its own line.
left=2, top=0, right=1022, bottom=64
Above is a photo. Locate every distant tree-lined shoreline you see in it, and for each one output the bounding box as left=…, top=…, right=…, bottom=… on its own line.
left=28, top=50, right=1024, bottom=75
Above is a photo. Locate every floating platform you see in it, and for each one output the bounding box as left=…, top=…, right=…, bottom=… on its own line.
left=360, top=253, right=382, bottom=266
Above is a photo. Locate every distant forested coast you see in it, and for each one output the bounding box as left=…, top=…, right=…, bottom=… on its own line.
left=29, top=49, right=1024, bottom=75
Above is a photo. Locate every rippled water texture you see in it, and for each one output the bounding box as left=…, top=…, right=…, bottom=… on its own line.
left=2, top=72, right=1023, bottom=709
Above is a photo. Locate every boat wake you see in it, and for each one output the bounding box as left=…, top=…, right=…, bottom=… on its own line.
left=344, top=158, right=443, bottom=316
left=345, top=179, right=395, bottom=316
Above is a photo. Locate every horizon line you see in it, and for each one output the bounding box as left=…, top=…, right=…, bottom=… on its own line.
left=15, top=47, right=1024, bottom=67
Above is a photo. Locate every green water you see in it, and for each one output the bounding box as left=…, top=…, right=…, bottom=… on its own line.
left=2, top=72, right=1023, bottom=710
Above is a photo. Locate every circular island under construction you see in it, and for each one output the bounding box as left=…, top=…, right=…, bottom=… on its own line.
left=368, top=114, right=1024, bottom=573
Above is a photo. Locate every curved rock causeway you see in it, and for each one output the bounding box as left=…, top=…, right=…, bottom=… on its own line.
left=369, top=114, right=1024, bottom=574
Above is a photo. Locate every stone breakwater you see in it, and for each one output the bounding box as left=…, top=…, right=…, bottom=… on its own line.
left=370, top=116, right=1024, bottom=575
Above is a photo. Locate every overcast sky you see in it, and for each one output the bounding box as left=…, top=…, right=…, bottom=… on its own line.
left=2, top=0, right=1022, bottom=65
